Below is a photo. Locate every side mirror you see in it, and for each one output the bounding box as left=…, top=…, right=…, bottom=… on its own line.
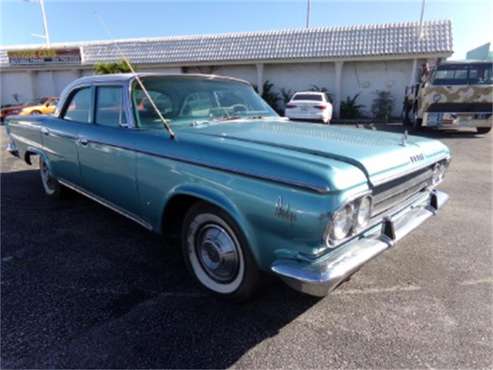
left=45, top=102, right=50, bottom=107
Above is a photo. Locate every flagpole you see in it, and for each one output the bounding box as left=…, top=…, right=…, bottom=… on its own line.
left=39, top=0, right=50, bottom=46
left=305, top=0, right=311, bottom=28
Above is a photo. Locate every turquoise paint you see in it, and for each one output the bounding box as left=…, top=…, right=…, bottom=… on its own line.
left=5, top=75, right=450, bottom=272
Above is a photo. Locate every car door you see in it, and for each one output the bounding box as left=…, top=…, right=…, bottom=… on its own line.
left=41, top=86, right=92, bottom=185
left=77, top=84, right=141, bottom=217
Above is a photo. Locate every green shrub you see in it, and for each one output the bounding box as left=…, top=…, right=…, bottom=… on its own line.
left=371, top=90, right=394, bottom=122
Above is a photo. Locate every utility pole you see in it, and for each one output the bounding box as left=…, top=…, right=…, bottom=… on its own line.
left=305, top=0, right=311, bottom=28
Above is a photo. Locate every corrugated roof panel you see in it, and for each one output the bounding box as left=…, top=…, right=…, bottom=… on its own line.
left=0, top=20, right=453, bottom=67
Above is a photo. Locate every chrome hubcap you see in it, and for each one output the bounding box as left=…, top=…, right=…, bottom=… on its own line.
left=195, top=224, right=239, bottom=283
left=40, top=159, right=55, bottom=193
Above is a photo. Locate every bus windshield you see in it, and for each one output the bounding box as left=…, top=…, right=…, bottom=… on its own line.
left=431, top=63, right=493, bottom=86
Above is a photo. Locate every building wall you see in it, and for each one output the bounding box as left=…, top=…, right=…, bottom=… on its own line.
left=1, top=71, right=35, bottom=105
left=466, top=43, right=493, bottom=61
left=1, top=59, right=419, bottom=118
left=264, top=62, right=336, bottom=93
left=212, top=65, right=257, bottom=85
left=341, top=60, right=414, bottom=117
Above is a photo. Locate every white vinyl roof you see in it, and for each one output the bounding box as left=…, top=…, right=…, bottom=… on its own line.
left=0, top=20, right=453, bottom=67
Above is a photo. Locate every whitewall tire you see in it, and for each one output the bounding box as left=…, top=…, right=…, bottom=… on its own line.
left=39, top=156, right=63, bottom=198
left=182, top=203, right=259, bottom=301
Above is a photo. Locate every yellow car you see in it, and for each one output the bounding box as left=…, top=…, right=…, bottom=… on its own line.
left=20, top=97, right=58, bottom=116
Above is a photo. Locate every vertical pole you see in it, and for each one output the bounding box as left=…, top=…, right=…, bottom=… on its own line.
left=29, top=71, right=37, bottom=101
left=256, top=63, right=264, bottom=95
left=418, top=0, right=426, bottom=38
left=39, top=0, right=50, bottom=46
left=306, top=0, right=311, bottom=28
left=409, top=0, right=426, bottom=86
left=334, top=61, right=343, bottom=119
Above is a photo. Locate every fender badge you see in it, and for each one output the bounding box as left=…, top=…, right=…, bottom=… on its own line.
left=275, top=196, right=297, bottom=224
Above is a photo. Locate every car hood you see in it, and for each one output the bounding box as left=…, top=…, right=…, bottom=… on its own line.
left=179, top=120, right=450, bottom=187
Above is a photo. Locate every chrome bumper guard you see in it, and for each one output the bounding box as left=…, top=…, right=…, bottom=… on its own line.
left=271, top=189, right=448, bottom=297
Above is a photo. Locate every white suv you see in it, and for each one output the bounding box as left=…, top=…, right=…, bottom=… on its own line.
left=285, top=92, right=333, bottom=124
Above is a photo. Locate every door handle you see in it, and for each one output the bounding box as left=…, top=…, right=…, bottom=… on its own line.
left=41, top=127, right=50, bottom=136
left=78, top=137, right=88, bottom=146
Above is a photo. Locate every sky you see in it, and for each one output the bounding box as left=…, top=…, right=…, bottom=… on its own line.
left=0, top=0, right=492, bottom=59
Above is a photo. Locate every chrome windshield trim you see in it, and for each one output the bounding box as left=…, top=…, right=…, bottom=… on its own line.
left=58, top=179, right=153, bottom=231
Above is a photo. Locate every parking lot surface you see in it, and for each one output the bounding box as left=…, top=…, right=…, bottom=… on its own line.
left=1, top=126, right=492, bottom=369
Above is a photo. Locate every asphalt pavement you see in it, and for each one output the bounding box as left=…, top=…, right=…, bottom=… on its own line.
left=1, top=125, right=492, bottom=369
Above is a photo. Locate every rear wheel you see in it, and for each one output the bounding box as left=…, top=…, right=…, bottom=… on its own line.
left=182, top=203, right=259, bottom=301
left=31, top=110, right=42, bottom=115
left=477, top=127, right=491, bottom=135
left=39, top=157, right=64, bottom=198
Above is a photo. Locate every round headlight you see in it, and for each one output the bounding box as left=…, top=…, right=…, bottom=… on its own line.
left=331, top=204, right=354, bottom=241
left=356, top=196, right=372, bottom=228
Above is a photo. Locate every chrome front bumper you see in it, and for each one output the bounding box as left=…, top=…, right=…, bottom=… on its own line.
left=271, top=189, right=448, bottom=297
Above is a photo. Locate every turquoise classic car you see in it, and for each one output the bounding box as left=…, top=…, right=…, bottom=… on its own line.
left=5, top=73, right=450, bottom=300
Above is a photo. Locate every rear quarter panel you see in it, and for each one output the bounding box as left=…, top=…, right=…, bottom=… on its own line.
left=5, top=116, right=43, bottom=162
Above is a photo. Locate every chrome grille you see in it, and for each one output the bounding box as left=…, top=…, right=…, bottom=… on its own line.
left=372, top=166, right=434, bottom=216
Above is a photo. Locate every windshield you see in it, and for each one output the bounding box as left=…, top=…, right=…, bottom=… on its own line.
left=132, top=76, right=278, bottom=128
left=431, top=63, right=493, bottom=85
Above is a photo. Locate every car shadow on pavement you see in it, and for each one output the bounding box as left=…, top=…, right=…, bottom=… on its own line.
left=1, top=169, right=320, bottom=369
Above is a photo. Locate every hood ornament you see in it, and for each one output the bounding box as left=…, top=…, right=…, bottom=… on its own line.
left=400, top=130, right=408, bottom=146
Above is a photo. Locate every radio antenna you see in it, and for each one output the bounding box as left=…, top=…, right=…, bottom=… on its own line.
left=95, top=13, right=175, bottom=139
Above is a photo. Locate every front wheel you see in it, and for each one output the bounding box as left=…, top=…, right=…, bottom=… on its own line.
left=182, top=203, right=259, bottom=301
left=477, top=127, right=491, bottom=135
left=39, top=157, right=64, bottom=198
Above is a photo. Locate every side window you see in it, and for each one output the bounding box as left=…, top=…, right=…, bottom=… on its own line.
left=63, top=87, right=92, bottom=123
left=95, top=86, right=127, bottom=127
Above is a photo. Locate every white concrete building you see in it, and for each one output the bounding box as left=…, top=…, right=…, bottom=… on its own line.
left=0, top=20, right=453, bottom=117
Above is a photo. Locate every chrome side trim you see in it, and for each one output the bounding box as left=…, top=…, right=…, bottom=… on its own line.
left=272, top=189, right=448, bottom=297
left=58, top=179, right=153, bottom=231
left=79, top=138, right=330, bottom=194
left=46, top=130, right=78, bottom=141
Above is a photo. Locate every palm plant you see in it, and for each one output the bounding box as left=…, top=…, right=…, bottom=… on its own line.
left=340, top=93, right=365, bottom=119
left=254, top=80, right=281, bottom=113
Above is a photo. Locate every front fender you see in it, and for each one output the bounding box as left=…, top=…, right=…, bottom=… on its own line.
left=164, top=183, right=260, bottom=262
